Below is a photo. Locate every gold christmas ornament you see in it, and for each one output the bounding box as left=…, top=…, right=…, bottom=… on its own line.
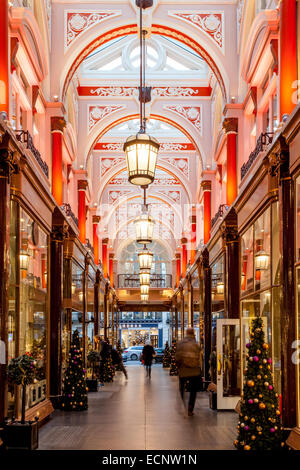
left=257, top=375, right=262, bottom=379
left=259, top=402, right=266, bottom=409
left=262, top=343, right=269, bottom=350
left=254, top=398, right=259, bottom=403
left=259, top=365, right=263, bottom=369
left=276, top=410, right=281, bottom=416
left=256, top=349, right=261, bottom=354
left=263, top=359, right=267, bottom=364
left=250, top=418, right=256, bottom=423
left=244, top=445, right=251, bottom=451
left=259, top=394, right=263, bottom=398
left=251, top=435, right=256, bottom=440
left=264, top=382, right=269, bottom=387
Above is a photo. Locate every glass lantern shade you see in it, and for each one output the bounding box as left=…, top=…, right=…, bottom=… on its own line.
left=71, top=282, right=76, bottom=295
left=216, top=281, right=224, bottom=295
left=141, top=294, right=149, bottom=302
left=138, top=249, right=153, bottom=270
left=19, top=250, right=30, bottom=271
left=140, top=284, right=150, bottom=295
left=124, top=133, right=160, bottom=186
left=140, top=270, right=150, bottom=286
left=135, top=212, right=154, bottom=244
left=78, top=291, right=84, bottom=302
left=255, top=250, right=270, bottom=270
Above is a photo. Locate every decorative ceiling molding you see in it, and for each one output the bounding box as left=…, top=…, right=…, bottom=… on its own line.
left=88, top=105, right=126, bottom=133
left=78, top=86, right=211, bottom=98
left=163, top=105, right=202, bottom=134
left=65, top=11, right=121, bottom=51
left=94, top=142, right=195, bottom=152
left=100, top=157, right=125, bottom=176
left=160, top=157, right=189, bottom=178
left=169, top=11, right=225, bottom=54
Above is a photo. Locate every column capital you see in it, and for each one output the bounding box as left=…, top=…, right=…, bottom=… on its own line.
left=201, top=180, right=212, bottom=191
left=51, top=116, right=66, bottom=133
left=78, top=179, right=88, bottom=191
left=175, top=253, right=181, bottom=259
left=189, top=215, right=197, bottom=224
left=181, top=237, right=188, bottom=244
left=109, top=253, right=114, bottom=260
left=223, top=117, right=238, bottom=134
left=102, top=237, right=109, bottom=244
left=92, top=215, right=101, bottom=224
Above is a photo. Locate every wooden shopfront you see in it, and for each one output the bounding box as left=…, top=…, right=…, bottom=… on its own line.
left=0, top=120, right=56, bottom=423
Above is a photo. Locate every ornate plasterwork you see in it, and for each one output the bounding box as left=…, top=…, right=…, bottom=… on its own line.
left=108, top=190, right=133, bottom=204
left=100, top=157, right=125, bottom=176
left=90, top=87, right=137, bottom=97
left=88, top=105, right=126, bottom=133
left=164, top=105, right=202, bottom=134
left=109, top=173, right=180, bottom=186
left=95, top=142, right=195, bottom=152
left=152, top=87, right=199, bottom=97
left=169, top=11, right=224, bottom=53
left=160, top=157, right=189, bottom=178
left=158, top=190, right=181, bottom=204
left=65, top=11, right=121, bottom=50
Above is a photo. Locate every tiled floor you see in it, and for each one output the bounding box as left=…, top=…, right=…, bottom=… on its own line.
left=39, top=365, right=237, bottom=450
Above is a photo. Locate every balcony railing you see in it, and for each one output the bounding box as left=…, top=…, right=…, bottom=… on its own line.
left=241, top=132, right=274, bottom=180
left=61, top=203, right=79, bottom=227
left=117, top=274, right=172, bottom=289
left=15, top=130, right=49, bottom=178
left=211, top=204, right=229, bottom=228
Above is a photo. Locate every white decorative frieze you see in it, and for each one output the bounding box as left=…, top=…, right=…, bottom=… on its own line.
left=160, top=157, right=189, bottom=178
left=108, top=190, right=133, bottom=204
left=88, top=105, right=126, bottom=133
left=164, top=105, right=202, bottom=134
left=169, top=11, right=224, bottom=53
left=90, top=87, right=137, bottom=97
left=65, top=11, right=121, bottom=50
left=152, top=87, right=199, bottom=97
left=100, top=157, right=125, bottom=176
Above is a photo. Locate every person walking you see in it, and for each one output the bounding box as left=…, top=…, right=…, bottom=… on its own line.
left=175, top=328, right=202, bottom=416
left=99, top=339, right=111, bottom=384
left=141, top=341, right=156, bottom=378
left=111, top=347, right=128, bottom=379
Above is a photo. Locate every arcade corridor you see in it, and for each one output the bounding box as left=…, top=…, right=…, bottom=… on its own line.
left=38, top=365, right=236, bottom=450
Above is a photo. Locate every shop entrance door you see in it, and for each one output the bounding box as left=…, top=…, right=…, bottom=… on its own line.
left=216, top=319, right=240, bottom=410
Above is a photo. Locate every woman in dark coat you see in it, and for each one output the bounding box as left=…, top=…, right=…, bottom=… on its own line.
left=141, top=342, right=156, bottom=378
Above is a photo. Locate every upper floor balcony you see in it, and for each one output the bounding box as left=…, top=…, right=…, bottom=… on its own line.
left=117, top=274, right=172, bottom=289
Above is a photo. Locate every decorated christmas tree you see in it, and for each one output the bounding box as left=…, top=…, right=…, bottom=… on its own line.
left=61, top=329, right=88, bottom=411
left=102, top=354, right=115, bottom=382
left=115, top=341, right=123, bottom=372
left=163, top=341, right=171, bottom=368
left=169, top=339, right=178, bottom=376
left=234, top=316, right=284, bottom=451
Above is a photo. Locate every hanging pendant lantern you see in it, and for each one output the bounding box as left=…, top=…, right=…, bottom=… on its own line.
left=140, top=270, right=150, bottom=286
left=71, top=282, right=76, bottom=295
left=138, top=248, right=153, bottom=270
left=124, top=133, right=159, bottom=186
left=135, top=211, right=154, bottom=244
left=140, top=284, right=149, bottom=295
left=216, top=281, right=224, bottom=295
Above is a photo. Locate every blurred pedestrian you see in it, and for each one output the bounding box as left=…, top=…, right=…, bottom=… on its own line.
left=111, top=347, right=128, bottom=379
left=175, top=328, right=202, bottom=416
left=141, top=341, right=156, bottom=378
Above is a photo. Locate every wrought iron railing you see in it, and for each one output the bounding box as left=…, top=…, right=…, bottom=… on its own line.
left=117, top=274, right=172, bottom=288
left=61, top=203, right=79, bottom=227
left=240, top=132, right=274, bottom=180
left=211, top=204, right=229, bottom=228
left=15, top=130, right=49, bottom=178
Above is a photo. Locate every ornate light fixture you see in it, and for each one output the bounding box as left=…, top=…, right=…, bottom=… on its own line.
left=141, top=284, right=149, bottom=295
left=255, top=250, right=269, bottom=271
left=71, top=282, right=76, bottom=295
left=140, top=270, right=150, bottom=286
left=141, top=294, right=149, bottom=302
left=123, top=0, right=159, bottom=187
left=135, top=211, right=154, bottom=245
left=138, top=247, right=153, bottom=270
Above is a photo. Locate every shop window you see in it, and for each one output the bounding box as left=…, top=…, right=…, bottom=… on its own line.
left=296, top=268, right=300, bottom=426
left=254, top=207, right=271, bottom=291
left=296, top=175, right=300, bottom=261
left=211, top=255, right=225, bottom=349
left=19, top=208, right=48, bottom=411
left=71, top=261, right=84, bottom=342
left=241, top=226, right=254, bottom=294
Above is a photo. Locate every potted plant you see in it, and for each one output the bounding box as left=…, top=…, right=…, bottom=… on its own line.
left=86, top=350, right=100, bottom=392
left=3, top=353, right=39, bottom=450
